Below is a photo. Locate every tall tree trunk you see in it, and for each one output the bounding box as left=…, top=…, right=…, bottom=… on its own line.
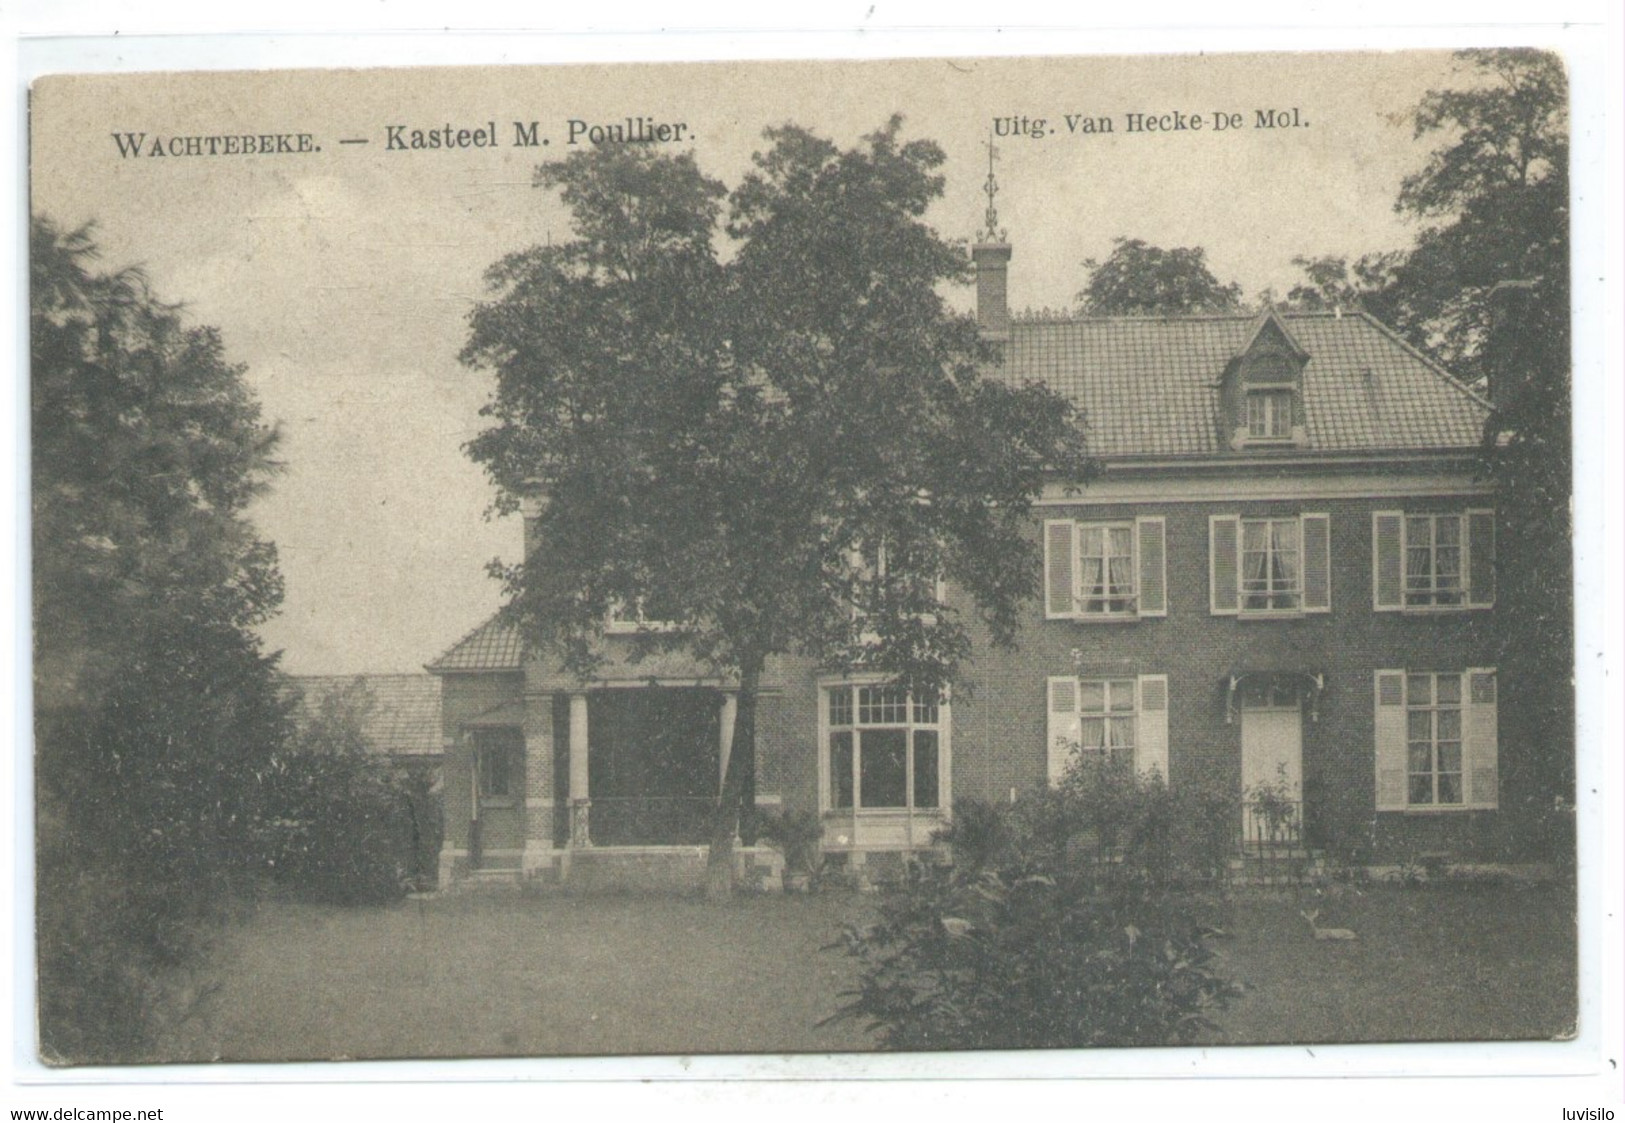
left=706, top=654, right=761, bottom=901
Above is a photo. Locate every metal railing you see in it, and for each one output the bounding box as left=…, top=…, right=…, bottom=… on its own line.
left=1242, top=797, right=1304, bottom=853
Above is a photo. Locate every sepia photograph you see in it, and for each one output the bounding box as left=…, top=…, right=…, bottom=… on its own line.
left=25, top=44, right=1584, bottom=1077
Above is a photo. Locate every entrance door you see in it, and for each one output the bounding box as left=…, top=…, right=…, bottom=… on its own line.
left=1240, top=687, right=1303, bottom=847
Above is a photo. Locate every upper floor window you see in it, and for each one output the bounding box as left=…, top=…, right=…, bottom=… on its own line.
left=1241, top=517, right=1301, bottom=612
left=1405, top=515, right=1463, bottom=607
left=1246, top=388, right=1294, bottom=441
left=606, top=596, right=678, bottom=634
left=1045, top=517, right=1166, bottom=621
left=1210, top=513, right=1331, bottom=617
left=1372, top=510, right=1495, bottom=612
left=846, top=539, right=945, bottom=640
left=1079, top=524, right=1135, bottom=615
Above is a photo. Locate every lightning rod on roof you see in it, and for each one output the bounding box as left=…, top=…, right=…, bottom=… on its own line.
left=978, top=133, right=1007, bottom=243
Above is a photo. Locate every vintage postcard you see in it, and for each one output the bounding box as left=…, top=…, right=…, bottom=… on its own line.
left=27, top=49, right=1582, bottom=1077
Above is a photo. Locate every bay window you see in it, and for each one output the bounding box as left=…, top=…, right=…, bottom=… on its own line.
left=825, top=684, right=944, bottom=812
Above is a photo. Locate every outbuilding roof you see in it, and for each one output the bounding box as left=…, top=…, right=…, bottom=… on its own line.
left=995, top=309, right=1490, bottom=458
left=284, top=673, right=443, bottom=757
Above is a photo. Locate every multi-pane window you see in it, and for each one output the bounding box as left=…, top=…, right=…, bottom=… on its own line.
left=1045, top=517, right=1166, bottom=620
left=827, top=685, right=942, bottom=811
left=1246, top=388, right=1294, bottom=440
left=847, top=540, right=945, bottom=637
left=1078, top=524, right=1136, bottom=615
left=1406, top=673, right=1464, bottom=806
left=1077, top=679, right=1137, bottom=759
left=1372, top=510, right=1494, bottom=612
left=1240, top=518, right=1301, bottom=612
left=1405, top=514, right=1465, bottom=607
left=1211, top=513, right=1330, bottom=616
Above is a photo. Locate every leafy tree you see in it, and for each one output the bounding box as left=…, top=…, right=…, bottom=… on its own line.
left=1391, top=50, right=1572, bottom=845
left=462, top=121, right=1094, bottom=898
left=32, top=217, right=288, bottom=1060
left=1283, top=251, right=1404, bottom=317
left=1074, top=237, right=1243, bottom=315
left=1387, top=48, right=1568, bottom=389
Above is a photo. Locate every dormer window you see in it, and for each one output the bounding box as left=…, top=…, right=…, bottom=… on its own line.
left=1223, top=308, right=1310, bottom=451
left=1246, top=388, right=1294, bottom=441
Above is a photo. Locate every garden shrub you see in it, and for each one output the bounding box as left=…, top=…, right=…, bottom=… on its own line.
left=936, top=757, right=1235, bottom=890
left=829, top=862, right=1240, bottom=1050
left=837, top=755, right=1240, bottom=1049
left=261, top=679, right=430, bottom=905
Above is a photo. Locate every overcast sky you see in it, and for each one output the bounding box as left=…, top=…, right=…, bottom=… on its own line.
left=30, top=51, right=1474, bottom=674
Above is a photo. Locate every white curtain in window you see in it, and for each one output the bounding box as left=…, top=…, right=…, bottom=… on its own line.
left=1270, top=521, right=1299, bottom=591
left=1080, top=526, right=1106, bottom=597
left=1106, top=526, right=1133, bottom=595
left=1243, top=522, right=1269, bottom=588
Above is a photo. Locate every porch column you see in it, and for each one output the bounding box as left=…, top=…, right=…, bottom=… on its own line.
left=568, top=692, right=591, bottom=847
left=521, top=691, right=557, bottom=874
left=718, top=692, right=739, bottom=788
left=466, top=730, right=482, bottom=867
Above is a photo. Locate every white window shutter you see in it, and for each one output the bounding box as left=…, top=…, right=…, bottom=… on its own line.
left=1046, top=677, right=1080, bottom=783
left=1465, top=669, right=1499, bottom=809
left=1467, top=510, right=1496, bottom=608
left=1210, top=516, right=1240, bottom=615
left=1136, top=674, right=1170, bottom=782
left=1373, top=512, right=1404, bottom=611
left=1374, top=670, right=1408, bottom=811
left=1045, top=520, right=1075, bottom=618
left=1302, top=513, right=1331, bottom=612
left=1136, top=517, right=1167, bottom=617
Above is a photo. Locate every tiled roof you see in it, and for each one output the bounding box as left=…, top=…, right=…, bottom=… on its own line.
left=425, top=613, right=523, bottom=673
left=284, top=674, right=442, bottom=757
left=996, top=310, right=1490, bottom=458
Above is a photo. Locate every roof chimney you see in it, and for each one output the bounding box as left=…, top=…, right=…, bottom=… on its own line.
left=1486, top=279, right=1538, bottom=405
left=973, top=240, right=1012, bottom=339
left=518, top=490, right=548, bottom=561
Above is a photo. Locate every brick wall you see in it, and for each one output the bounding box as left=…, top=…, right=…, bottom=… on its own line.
left=947, top=494, right=1511, bottom=861
left=438, top=672, right=525, bottom=851
left=454, top=484, right=1532, bottom=866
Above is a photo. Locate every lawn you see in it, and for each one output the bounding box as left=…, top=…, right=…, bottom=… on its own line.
left=167, top=889, right=880, bottom=1061
left=164, top=878, right=1576, bottom=1062
left=1200, top=879, right=1577, bottom=1046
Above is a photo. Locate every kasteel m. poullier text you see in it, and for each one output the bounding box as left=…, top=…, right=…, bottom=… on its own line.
left=108, top=117, right=693, bottom=159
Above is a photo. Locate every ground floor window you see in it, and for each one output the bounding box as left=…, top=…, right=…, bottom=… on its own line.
left=1374, top=667, right=1497, bottom=811
left=1076, top=678, right=1137, bottom=760
left=1406, top=672, right=1464, bottom=806
left=826, top=684, right=943, bottom=811
left=474, top=727, right=523, bottom=804
left=1047, top=673, right=1169, bottom=782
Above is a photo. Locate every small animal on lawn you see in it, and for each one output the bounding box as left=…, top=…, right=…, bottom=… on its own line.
left=1301, top=909, right=1358, bottom=941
